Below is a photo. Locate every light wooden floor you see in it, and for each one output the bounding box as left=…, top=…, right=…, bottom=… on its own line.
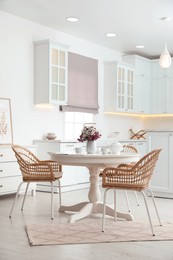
left=0, top=187, right=173, bottom=260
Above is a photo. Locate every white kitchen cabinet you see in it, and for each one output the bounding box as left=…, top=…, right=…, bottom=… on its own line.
left=120, top=140, right=147, bottom=157
left=152, top=78, right=166, bottom=114
left=151, top=60, right=173, bottom=114
left=123, top=55, right=151, bottom=78
left=166, top=78, right=173, bottom=113
left=147, top=131, right=173, bottom=198
left=117, top=64, right=135, bottom=112
left=152, top=76, right=173, bottom=114
left=104, top=62, right=135, bottom=113
left=34, top=39, right=68, bottom=106
left=0, top=145, right=36, bottom=196
left=151, top=59, right=173, bottom=79
left=123, top=55, right=151, bottom=114
left=33, top=139, right=60, bottom=159
left=135, top=75, right=151, bottom=114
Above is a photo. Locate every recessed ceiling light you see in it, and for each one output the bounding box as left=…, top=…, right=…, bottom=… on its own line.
left=160, top=17, right=170, bottom=22
left=66, top=17, right=79, bottom=22
left=136, top=45, right=145, bottom=49
left=105, top=32, right=116, bottom=38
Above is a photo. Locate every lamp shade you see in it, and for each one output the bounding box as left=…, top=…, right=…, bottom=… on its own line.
left=159, top=45, right=172, bottom=68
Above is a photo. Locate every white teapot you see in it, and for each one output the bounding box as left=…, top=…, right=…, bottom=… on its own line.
left=108, top=131, right=123, bottom=154
left=109, top=141, right=123, bottom=154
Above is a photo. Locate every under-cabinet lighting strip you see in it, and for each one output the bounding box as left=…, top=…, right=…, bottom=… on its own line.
left=104, top=112, right=173, bottom=118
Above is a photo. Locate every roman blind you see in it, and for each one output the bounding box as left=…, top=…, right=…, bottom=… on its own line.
left=60, top=52, right=99, bottom=113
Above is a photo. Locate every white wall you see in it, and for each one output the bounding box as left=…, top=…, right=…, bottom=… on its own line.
left=143, top=117, right=173, bottom=131
left=0, top=11, right=143, bottom=145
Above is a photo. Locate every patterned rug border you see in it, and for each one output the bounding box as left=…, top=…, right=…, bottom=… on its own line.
left=25, top=218, right=173, bottom=246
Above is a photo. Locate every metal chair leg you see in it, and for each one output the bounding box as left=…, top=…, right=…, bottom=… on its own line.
left=58, top=179, right=61, bottom=207
left=147, top=188, right=162, bottom=226
left=141, top=191, right=155, bottom=236
left=124, top=191, right=131, bottom=212
left=134, top=191, right=140, bottom=206
left=9, top=182, right=24, bottom=218
left=21, top=182, right=30, bottom=211
left=51, top=181, right=54, bottom=220
left=114, top=189, right=117, bottom=221
left=102, top=188, right=109, bottom=232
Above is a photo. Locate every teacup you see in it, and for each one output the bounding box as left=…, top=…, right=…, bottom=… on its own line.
left=75, top=147, right=83, bottom=154
left=101, top=146, right=108, bottom=155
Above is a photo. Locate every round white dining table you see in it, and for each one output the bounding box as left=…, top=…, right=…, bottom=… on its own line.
left=49, top=152, right=140, bottom=223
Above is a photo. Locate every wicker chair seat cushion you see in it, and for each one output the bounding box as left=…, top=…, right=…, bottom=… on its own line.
left=54, top=171, right=63, bottom=179
left=23, top=171, right=62, bottom=182
left=102, top=181, right=148, bottom=191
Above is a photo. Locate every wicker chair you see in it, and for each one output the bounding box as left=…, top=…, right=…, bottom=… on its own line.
left=100, top=145, right=139, bottom=211
left=9, top=145, right=62, bottom=220
left=102, top=149, right=162, bottom=236
left=122, top=145, right=139, bottom=211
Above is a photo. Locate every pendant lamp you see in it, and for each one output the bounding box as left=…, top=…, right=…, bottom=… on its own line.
left=159, top=17, right=172, bottom=68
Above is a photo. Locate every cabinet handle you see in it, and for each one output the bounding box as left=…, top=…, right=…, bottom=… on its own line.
left=0, top=154, right=3, bottom=157
left=0, top=170, right=3, bottom=172
left=0, top=185, right=3, bottom=188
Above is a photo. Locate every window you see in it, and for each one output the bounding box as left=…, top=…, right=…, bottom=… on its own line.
left=64, top=112, right=94, bottom=140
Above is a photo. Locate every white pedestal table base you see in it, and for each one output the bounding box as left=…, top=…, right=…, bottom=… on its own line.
left=59, top=202, right=133, bottom=223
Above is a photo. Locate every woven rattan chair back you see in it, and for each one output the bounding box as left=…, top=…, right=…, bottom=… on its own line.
left=122, top=145, right=138, bottom=153
left=12, top=144, right=39, bottom=164
left=102, top=148, right=162, bottom=191
left=12, top=144, right=62, bottom=182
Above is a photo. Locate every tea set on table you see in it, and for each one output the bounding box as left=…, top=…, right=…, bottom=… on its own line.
left=75, top=142, right=123, bottom=155
left=75, top=132, right=123, bottom=155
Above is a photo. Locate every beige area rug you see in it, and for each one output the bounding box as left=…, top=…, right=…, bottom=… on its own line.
left=26, top=218, right=173, bottom=246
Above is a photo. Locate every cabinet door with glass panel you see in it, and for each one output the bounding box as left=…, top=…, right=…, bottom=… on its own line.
left=117, top=64, right=134, bottom=112
left=34, top=40, right=68, bottom=106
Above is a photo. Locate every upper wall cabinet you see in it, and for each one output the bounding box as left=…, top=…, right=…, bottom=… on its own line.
left=34, top=40, right=68, bottom=106
left=151, top=59, right=173, bottom=79
left=123, top=55, right=151, bottom=114
left=151, top=59, right=173, bottom=114
left=104, top=62, right=135, bottom=113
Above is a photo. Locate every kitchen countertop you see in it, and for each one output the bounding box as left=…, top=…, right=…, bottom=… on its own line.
left=33, top=139, right=147, bottom=144
left=146, top=129, right=173, bottom=132
left=61, top=139, right=147, bottom=143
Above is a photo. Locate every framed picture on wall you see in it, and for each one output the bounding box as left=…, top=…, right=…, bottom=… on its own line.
left=0, top=98, right=13, bottom=145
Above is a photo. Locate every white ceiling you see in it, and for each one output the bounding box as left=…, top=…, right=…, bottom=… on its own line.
left=0, top=0, right=173, bottom=59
